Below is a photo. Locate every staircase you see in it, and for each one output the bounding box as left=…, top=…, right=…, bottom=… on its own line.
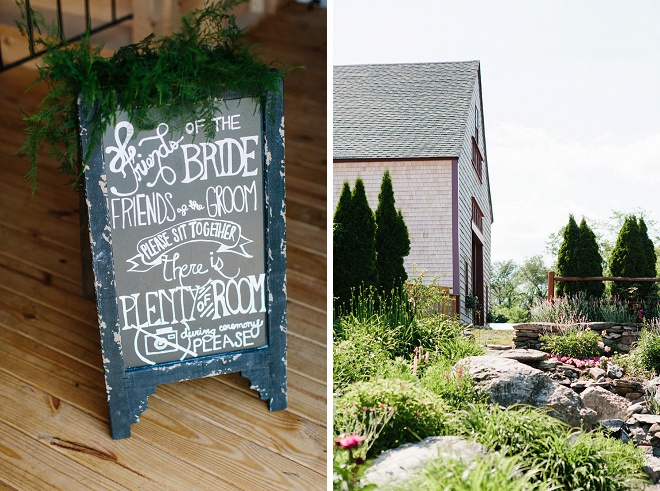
left=0, top=0, right=277, bottom=71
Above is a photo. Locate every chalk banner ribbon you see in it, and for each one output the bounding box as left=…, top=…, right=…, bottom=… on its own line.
left=127, top=218, right=252, bottom=272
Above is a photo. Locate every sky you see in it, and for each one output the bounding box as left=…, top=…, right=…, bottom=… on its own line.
left=332, top=0, right=660, bottom=266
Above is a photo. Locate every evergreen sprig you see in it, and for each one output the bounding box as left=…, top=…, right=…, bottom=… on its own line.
left=16, top=0, right=289, bottom=192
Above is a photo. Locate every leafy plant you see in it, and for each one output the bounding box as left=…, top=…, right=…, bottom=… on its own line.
left=334, top=378, right=451, bottom=458
left=631, top=325, right=660, bottom=375
left=420, top=359, right=485, bottom=408
left=406, top=265, right=455, bottom=319
left=16, top=0, right=288, bottom=191
left=540, top=326, right=602, bottom=359
left=409, top=315, right=465, bottom=352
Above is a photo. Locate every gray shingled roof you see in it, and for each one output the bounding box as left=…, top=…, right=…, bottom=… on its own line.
left=333, top=61, right=480, bottom=160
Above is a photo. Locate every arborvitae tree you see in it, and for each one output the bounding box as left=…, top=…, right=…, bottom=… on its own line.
left=375, top=170, right=410, bottom=291
left=556, top=214, right=581, bottom=296
left=333, top=181, right=354, bottom=309
left=610, top=216, right=648, bottom=300
left=349, top=179, right=378, bottom=292
left=576, top=218, right=605, bottom=298
left=637, top=217, right=656, bottom=299
left=639, top=218, right=657, bottom=278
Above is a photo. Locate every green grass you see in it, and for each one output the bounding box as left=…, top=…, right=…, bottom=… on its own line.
left=472, top=328, right=514, bottom=348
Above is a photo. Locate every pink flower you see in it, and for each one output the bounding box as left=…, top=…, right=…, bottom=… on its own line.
left=604, top=346, right=611, bottom=353
left=598, top=341, right=605, bottom=349
left=335, top=434, right=365, bottom=449
left=638, top=309, right=644, bottom=320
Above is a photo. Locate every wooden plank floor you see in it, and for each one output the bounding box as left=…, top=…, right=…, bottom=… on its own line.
left=0, top=2, right=327, bottom=490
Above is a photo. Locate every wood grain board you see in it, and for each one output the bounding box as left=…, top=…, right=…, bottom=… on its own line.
left=0, top=1, right=327, bottom=488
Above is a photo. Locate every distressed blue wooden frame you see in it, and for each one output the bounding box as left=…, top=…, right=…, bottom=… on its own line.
left=78, top=83, right=286, bottom=439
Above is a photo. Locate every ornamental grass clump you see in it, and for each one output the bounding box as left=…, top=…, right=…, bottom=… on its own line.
left=402, top=452, right=551, bottom=491
left=530, top=292, right=660, bottom=324
left=16, top=0, right=289, bottom=191
left=453, top=404, right=648, bottom=491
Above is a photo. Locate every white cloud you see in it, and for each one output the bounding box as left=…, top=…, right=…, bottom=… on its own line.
left=489, top=122, right=660, bottom=264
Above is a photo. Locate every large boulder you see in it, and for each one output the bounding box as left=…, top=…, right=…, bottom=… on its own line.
left=580, top=386, right=630, bottom=421
left=362, top=436, right=485, bottom=489
left=457, top=355, right=593, bottom=428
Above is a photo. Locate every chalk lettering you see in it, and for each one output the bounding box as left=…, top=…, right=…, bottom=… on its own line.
left=180, top=135, right=260, bottom=183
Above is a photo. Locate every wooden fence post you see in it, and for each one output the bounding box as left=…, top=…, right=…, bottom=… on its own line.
left=548, top=271, right=555, bottom=299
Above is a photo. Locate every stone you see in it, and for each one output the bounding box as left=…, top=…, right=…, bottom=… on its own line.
left=499, top=348, right=549, bottom=363
left=627, top=403, right=645, bottom=417
left=571, top=380, right=589, bottom=392
left=645, top=454, right=660, bottom=483
left=486, top=344, right=512, bottom=351
left=535, top=358, right=562, bottom=371
left=626, top=392, right=644, bottom=401
left=588, top=367, right=607, bottom=380
left=649, top=423, right=660, bottom=434
left=628, top=423, right=648, bottom=444
left=635, top=414, right=660, bottom=426
left=607, top=362, right=624, bottom=379
left=362, top=436, right=485, bottom=489
left=580, top=386, right=630, bottom=421
left=458, top=356, right=589, bottom=427
left=599, top=419, right=624, bottom=435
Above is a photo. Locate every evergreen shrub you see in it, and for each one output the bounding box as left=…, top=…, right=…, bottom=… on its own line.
left=556, top=215, right=582, bottom=296
left=375, top=169, right=410, bottom=291
left=610, top=215, right=657, bottom=300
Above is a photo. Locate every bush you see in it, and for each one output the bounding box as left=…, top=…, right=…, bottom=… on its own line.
left=632, top=326, right=660, bottom=375
left=453, top=404, right=648, bottom=491
left=420, top=359, right=485, bottom=408
left=334, top=378, right=451, bottom=458
left=333, top=337, right=392, bottom=392
left=540, top=327, right=602, bottom=359
left=408, top=315, right=466, bottom=353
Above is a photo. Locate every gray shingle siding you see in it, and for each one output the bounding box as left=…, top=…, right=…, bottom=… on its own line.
left=333, top=61, right=480, bottom=160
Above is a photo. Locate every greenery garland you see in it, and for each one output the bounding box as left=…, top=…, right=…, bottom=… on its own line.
left=16, top=0, right=289, bottom=192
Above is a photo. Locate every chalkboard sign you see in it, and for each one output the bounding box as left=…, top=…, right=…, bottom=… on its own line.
left=78, top=85, right=286, bottom=439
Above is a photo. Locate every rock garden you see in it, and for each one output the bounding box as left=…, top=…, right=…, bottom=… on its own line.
left=333, top=285, right=660, bottom=490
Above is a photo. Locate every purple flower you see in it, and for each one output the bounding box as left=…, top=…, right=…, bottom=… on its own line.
left=638, top=309, right=644, bottom=320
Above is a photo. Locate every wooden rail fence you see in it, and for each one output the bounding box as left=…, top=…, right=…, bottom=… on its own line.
left=547, top=271, right=660, bottom=299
